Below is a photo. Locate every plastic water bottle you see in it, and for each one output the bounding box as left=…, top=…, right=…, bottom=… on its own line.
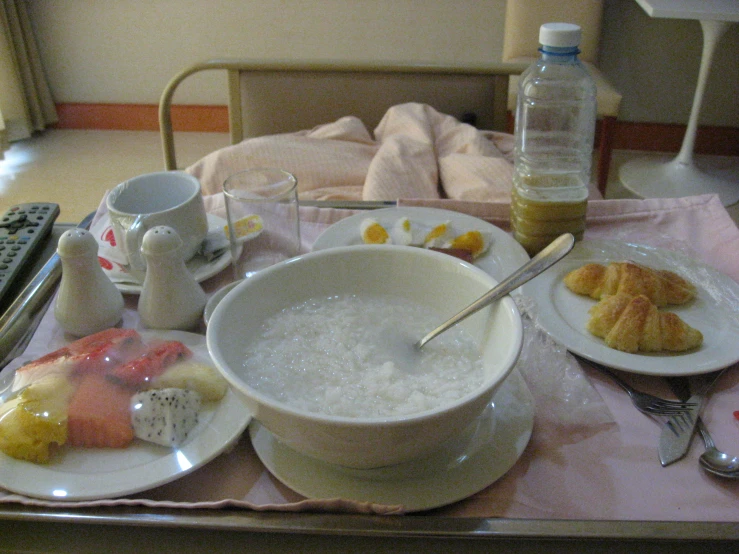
left=511, top=22, right=596, bottom=256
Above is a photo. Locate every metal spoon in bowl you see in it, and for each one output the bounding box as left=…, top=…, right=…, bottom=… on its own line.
left=416, top=232, right=575, bottom=350
left=698, top=419, right=739, bottom=478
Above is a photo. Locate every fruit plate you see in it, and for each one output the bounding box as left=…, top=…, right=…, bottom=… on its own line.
left=0, top=330, right=251, bottom=501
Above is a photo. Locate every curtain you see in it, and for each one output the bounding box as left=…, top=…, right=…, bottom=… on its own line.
left=0, top=0, right=57, bottom=158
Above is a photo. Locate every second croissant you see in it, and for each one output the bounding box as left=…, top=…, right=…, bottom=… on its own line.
left=586, top=293, right=703, bottom=354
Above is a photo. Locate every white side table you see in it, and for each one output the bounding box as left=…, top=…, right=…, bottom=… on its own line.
left=619, top=0, right=739, bottom=206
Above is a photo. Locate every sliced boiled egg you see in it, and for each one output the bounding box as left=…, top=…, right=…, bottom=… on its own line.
left=390, top=217, right=417, bottom=246
left=444, top=230, right=493, bottom=259
left=360, top=218, right=391, bottom=244
left=423, top=221, right=454, bottom=248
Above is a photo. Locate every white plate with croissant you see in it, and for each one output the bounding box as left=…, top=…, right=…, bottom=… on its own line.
left=522, top=239, right=739, bottom=376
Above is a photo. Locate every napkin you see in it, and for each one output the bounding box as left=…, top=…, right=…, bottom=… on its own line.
left=2, top=194, right=739, bottom=522
left=399, top=194, right=739, bottom=283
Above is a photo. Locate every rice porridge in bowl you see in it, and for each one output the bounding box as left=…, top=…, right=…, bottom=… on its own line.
left=243, top=294, right=485, bottom=418
left=207, top=245, right=523, bottom=469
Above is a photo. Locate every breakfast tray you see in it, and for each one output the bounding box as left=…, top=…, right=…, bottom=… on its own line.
left=1, top=195, right=739, bottom=547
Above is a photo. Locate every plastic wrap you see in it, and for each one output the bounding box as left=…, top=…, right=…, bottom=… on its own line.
left=514, top=295, right=616, bottom=437
left=580, top=230, right=739, bottom=315
left=512, top=218, right=738, bottom=437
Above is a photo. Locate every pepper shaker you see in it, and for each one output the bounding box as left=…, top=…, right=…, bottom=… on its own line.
left=55, top=228, right=124, bottom=336
left=138, top=226, right=206, bottom=330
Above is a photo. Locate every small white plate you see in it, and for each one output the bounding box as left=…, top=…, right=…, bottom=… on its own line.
left=312, top=207, right=530, bottom=282
left=101, top=214, right=232, bottom=295
left=249, top=369, right=533, bottom=512
left=522, top=239, right=739, bottom=376
left=0, top=330, right=251, bottom=501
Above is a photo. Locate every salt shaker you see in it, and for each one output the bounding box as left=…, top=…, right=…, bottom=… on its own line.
left=138, top=225, right=206, bottom=330
left=55, top=228, right=124, bottom=336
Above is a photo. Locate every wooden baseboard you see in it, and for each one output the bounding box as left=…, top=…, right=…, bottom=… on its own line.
left=54, top=103, right=229, bottom=132
left=613, top=121, right=738, bottom=156
left=55, top=103, right=738, bottom=156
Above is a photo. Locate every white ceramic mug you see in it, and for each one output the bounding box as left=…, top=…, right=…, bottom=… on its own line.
left=106, top=171, right=208, bottom=272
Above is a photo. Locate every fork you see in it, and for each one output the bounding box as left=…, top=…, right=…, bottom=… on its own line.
left=572, top=354, right=697, bottom=416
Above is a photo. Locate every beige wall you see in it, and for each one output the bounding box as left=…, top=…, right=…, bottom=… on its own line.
left=26, top=0, right=739, bottom=127
left=27, top=0, right=506, bottom=103
left=600, top=0, right=738, bottom=126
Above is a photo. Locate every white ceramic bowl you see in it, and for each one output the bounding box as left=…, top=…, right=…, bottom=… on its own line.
left=206, top=245, right=523, bottom=469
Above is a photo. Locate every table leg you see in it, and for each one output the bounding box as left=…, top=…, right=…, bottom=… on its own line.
left=619, top=20, right=739, bottom=206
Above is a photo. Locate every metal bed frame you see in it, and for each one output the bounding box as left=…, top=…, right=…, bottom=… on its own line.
left=158, top=58, right=527, bottom=170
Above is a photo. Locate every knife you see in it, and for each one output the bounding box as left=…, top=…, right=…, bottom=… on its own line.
left=658, top=370, right=727, bottom=467
left=658, top=391, right=702, bottom=466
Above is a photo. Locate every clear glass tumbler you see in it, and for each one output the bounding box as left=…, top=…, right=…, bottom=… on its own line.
left=223, top=168, right=301, bottom=280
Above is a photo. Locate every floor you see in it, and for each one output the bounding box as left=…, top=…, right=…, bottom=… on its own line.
left=0, top=130, right=230, bottom=223
left=1, top=129, right=738, bottom=225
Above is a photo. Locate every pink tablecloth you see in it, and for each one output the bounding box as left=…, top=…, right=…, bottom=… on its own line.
left=1, top=193, right=738, bottom=521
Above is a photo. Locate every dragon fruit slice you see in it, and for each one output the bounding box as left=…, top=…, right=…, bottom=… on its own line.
left=130, top=388, right=201, bottom=447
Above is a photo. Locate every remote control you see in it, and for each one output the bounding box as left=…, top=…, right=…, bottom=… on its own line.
left=0, top=203, right=60, bottom=305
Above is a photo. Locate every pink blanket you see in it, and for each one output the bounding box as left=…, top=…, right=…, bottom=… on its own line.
left=187, top=103, right=603, bottom=202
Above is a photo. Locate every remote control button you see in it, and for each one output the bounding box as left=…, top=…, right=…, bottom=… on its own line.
left=0, top=202, right=59, bottom=304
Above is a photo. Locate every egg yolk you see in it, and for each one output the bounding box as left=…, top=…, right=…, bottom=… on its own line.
left=362, top=223, right=390, bottom=244
left=449, top=231, right=485, bottom=258
left=424, top=223, right=449, bottom=243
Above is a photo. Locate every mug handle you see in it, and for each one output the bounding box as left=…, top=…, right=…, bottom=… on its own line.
left=124, top=215, right=150, bottom=271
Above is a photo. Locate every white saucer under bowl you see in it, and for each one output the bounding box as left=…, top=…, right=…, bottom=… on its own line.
left=203, top=281, right=238, bottom=325
left=249, top=368, right=533, bottom=512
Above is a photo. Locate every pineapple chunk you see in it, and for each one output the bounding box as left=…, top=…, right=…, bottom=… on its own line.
left=147, top=361, right=228, bottom=402
left=0, top=375, right=76, bottom=463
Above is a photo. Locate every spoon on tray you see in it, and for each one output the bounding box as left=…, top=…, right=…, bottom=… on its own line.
left=667, top=374, right=739, bottom=479
left=697, top=418, right=739, bottom=478
left=416, top=232, right=575, bottom=349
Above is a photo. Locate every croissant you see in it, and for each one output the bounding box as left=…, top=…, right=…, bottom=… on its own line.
left=586, top=293, right=703, bottom=353
left=564, top=261, right=696, bottom=307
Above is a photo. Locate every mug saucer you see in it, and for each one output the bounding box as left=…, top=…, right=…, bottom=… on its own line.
left=95, top=214, right=232, bottom=295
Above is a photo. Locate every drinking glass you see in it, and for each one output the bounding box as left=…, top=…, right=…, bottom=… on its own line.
left=223, top=168, right=300, bottom=280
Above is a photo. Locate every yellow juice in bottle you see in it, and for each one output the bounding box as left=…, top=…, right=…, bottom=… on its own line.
left=511, top=186, right=587, bottom=256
